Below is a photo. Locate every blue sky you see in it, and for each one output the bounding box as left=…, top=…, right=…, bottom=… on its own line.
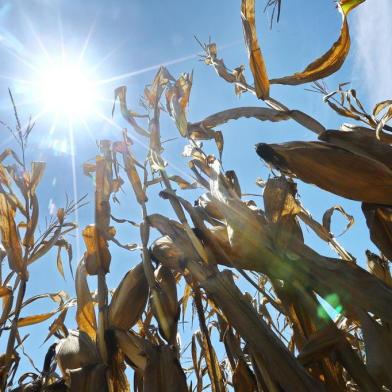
left=0, top=0, right=391, bottom=382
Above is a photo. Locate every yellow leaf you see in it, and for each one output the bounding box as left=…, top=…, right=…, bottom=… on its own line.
left=339, top=0, right=365, bottom=15
left=18, top=309, right=58, bottom=327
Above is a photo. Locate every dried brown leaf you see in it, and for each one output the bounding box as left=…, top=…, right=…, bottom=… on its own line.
left=151, top=265, right=179, bottom=345
left=270, top=1, right=364, bottom=86
left=256, top=142, right=392, bottom=205
left=75, top=259, right=97, bottom=340
left=0, top=193, right=24, bottom=275
left=82, top=224, right=111, bottom=275
left=362, top=203, right=392, bottom=261
left=166, top=72, right=193, bottom=137
left=241, top=0, right=269, bottom=98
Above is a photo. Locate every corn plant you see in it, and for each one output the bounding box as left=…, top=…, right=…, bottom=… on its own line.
left=2, top=0, right=392, bottom=391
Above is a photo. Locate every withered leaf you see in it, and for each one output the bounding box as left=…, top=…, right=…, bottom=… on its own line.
left=122, top=152, right=147, bottom=205
left=169, top=175, right=197, bottom=190
left=241, top=0, right=269, bottom=98
left=362, top=203, right=392, bottom=261
left=17, top=308, right=58, bottom=327
left=113, top=86, right=150, bottom=137
left=319, top=128, right=392, bottom=170
left=151, top=265, right=179, bottom=345
left=232, top=359, right=257, bottom=392
left=114, top=329, right=149, bottom=371
left=366, top=251, right=392, bottom=287
left=166, top=72, right=193, bottom=137
left=56, top=246, right=65, bottom=279
left=322, top=205, right=354, bottom=237
left=143, top=345, right=188, bottom=392
left=256, top=142, right=392, bottom=205
left=0, top=193, right=24, bottom=275
left=82, top=224, right=111, bottom=275
left=270, top=0, right=364, bottom=86
left=358, top=309, right=392, bottom=389
left=29, top=161, right=45, bottom=195
left=145, top=66, right=174, bottom=108
left=373, top=99, right=392, bottom=117
left=75, top=259, right=97, bottom=340
left=43, top=307, right=68, bottom=343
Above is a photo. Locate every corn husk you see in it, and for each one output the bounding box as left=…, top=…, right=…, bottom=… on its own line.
left=256, top=142, right=392, bottom=204
left=108, top=263, right=148, bottom=330
left=56, top=330, right=100, bottom=376
left=150, top=265, right=179, bottom=344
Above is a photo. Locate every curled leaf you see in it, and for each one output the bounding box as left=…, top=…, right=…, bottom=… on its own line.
left=166, top=72, right=193, bottom=137
left=270, top=1, right=365, bottom=86
left=322, top=205, right=354, bottom=237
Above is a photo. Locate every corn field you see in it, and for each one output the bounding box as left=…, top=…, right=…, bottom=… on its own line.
left=1, top=0, right=392, bottom=390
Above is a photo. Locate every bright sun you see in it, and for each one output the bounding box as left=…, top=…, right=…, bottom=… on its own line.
left=36, top=60, right=98, bottom=120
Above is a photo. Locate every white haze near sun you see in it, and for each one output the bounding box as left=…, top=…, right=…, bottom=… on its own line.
left=35, top=57, right=99, bottom=120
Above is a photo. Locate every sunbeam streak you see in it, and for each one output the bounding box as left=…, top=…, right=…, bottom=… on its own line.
left=96, top=39, right=242, bottom=86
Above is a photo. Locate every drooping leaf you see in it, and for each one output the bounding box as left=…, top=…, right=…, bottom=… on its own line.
left=113, top=86, right=150, bottom=138
left=56, top=246, right=65, bottom=279
left=270, top=1, right=365, bottom=86
left=241, top=0, right=269, bottom=98
left=256, top=141, right=392, bottom=205
left=75, top=259, right=97, bottom=340
left=322, top=205, right=354, bottom=238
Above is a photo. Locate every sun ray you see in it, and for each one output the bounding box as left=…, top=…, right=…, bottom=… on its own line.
left=81, top=118, right=97, bottom=144
left=20, top=108, right=48, bottom=131
left=95, top=52, right=198, bottom=86
left=5, top=49, right=39, bottom=73
left=48, top=114, right=59, bottom=136
left=0, top=75, right=36, bottom=85
left=55, top=5, right=66, bottom=65
left=90, top=41, right=126, bottom=73
left=20, top=9, right=52, bottom=62
left=95, top=39, right=242, bottom=86
left=77, top=16, right=98, bottom=66
left=67, top=120, right=81, bottom=260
